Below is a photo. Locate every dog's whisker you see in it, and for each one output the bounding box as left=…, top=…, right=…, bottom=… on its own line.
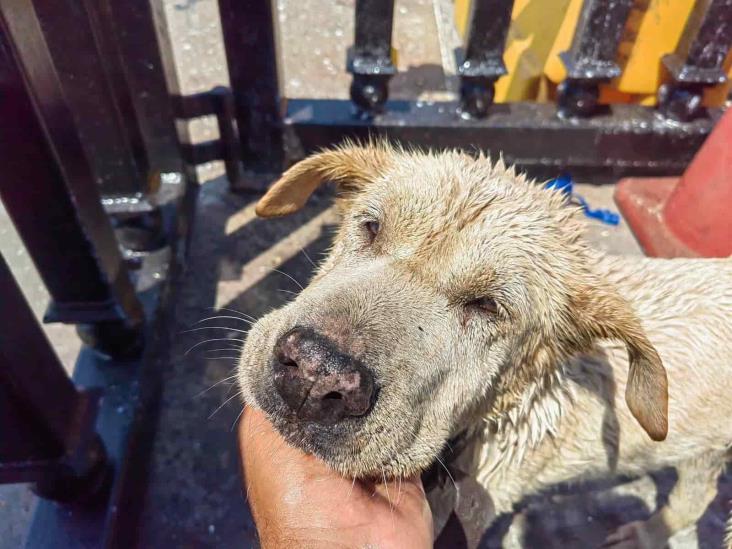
left=230, top=406, right=246, bottom=431
left=381, top=466, right=396, bottom=527
left=347, top=474, right=357, bottom=501
left=208, top=390, right=243, bottom=420
left=204, top=306, right=257, bottom=322
left=193, top=374, right=239, bottom=399
left=183, top=337, right=246, bottom=356
left=193, top=315, right=254, bottom=326
left=201, top=346, right=243, bottom=354
left=182, top=326, right=251, bottom=335
left=271, top=268, right=304, bottom=290
left=276, top=289, right=299, bottom=296
left=434, top=455, right=457, bottom=493
left=300, top=247, right=318, bottom=270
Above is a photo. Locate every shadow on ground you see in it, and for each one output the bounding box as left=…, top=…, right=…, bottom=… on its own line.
left=137, top=176, right=335, bottom=547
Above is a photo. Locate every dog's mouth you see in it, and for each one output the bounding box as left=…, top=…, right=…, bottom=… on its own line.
left=256, top=381, right=370, bottom=448
left=255, top=381, right=437, bottom=479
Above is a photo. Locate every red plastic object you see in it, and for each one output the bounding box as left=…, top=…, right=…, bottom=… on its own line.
left=615, top=108, right=732, bottom=258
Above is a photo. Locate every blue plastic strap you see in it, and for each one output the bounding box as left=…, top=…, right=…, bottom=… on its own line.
left=545, top=174, right=620, bottom=226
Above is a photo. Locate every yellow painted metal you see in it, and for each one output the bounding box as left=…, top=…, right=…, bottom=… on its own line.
left=454, top=0, right=470, bottom=37
left=543, top=0, right=583, bottom=86
left=455, top=0, right=573, bottom=102
left=542, top=0, right=726, bottom=107
left=495, top=0, right=573, bottom=102
left=613, top=0, right=694, bottom=95
left=455, top=0, right=731, bottom=107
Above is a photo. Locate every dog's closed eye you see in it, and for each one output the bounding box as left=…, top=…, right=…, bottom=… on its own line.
left=363, top=220, right=380, bottom=243
left=465, top=296, right=499, bottom=316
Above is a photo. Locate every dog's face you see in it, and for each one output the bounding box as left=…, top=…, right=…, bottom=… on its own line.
left=238, top=144, right=668, bottom=479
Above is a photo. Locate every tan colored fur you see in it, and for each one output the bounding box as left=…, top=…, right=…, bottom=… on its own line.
left=239, top=144, right=732, bottom=547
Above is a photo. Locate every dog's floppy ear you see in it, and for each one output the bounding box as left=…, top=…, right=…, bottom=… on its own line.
left=572, top=285, right=668, bottom=441
left=256, top=144, right=390, bottom=217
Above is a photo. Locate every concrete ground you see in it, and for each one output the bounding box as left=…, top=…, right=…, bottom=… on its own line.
left=2, top=0, right=729, bottom=547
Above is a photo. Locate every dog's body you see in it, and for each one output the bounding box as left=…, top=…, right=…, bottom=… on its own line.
left=238, top=144, right=732, bottom=547
left=452, top=254, right=732, bottom=546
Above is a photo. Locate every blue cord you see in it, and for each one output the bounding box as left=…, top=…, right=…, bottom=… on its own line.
left=545, top=173, right=620, bottom=226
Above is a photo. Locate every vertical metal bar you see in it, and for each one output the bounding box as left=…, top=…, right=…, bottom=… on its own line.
left=25, top=0, right=145, bottom=198
left=658, top=0, right=732, bottom=121
left=347, top=0, right=397, bottom=114
left=0, top=1, right=144, bottom=335
left=218, top=0, right=284, bottom=181
left=0, top=254, right=107, bottom=499
left=457, top=0, right=515, bottom=118
left=89, top=0, right=183, bottom=177
left=557, top=0, right=634, bottom=117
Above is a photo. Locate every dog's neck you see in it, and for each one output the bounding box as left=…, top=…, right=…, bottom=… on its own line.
left=449, top=348, right=592, bottom=482
left=483, top=370, right=574, bottom=469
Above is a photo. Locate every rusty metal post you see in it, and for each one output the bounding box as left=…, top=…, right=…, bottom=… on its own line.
left=457, top=0, right=514, bottom=119
left=658, top=0, right=732, bottom=122
left=557, top=0, right=634, bottom=117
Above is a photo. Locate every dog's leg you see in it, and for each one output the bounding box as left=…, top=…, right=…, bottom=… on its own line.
left=604, top=453, right=724, bottom=549
left=724, top=504, right=732, bottom=549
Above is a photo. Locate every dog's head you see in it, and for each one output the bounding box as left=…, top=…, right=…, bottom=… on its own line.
left=238, top=143, right=668, bottom=479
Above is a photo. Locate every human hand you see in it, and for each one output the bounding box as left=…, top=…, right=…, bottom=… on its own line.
left=239, top=406, right=433, bottom=548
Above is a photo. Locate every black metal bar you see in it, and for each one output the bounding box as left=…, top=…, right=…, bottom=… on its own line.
left=25, top=0, right=145, bottom=198
left=658, top=0, right=732, bottom=121
left=0, top=254, right=107, bottom=500
left=347, top=0, right=397, bottom=114
left=23, top=158, right=196, bottom=548
left=558, top=0, right=634, bottom=117
left=457, top=0, right=515, bottom=118
left=0, top=1, right=144, bottom=340
left=218, top=0, right=284, bottom=181
left=283, top=99, right=717, bottom=176
left=173, top=88, right=243, bottom=189
left=88, top=0, right=183, bottom=178
left=80, top=0, right=152, bottom=189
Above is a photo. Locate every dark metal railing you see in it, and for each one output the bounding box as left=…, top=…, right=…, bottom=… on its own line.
left=457, top=0, right=514, bottom=118
left=347, top=0, right=397, bottom=113
left=557, top=0, right=634, bottom=118
left=208, top=0, right=731, bottom=187
left=0, top=0, right=192, bottom=545
left=0, top=254, right=107, bottom=500
left=659, top=0, right=732, bottom=121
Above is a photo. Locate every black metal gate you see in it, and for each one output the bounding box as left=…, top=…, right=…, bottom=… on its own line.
left=212, top=0, right=731, bottom=190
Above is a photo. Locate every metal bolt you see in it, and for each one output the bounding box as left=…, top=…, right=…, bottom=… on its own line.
left=458, top=78, right=495, bottom=119
left=657, top=84, right=705, bottom=122
left=557, top=80, right=600, bottom=118
left=350, top=74, right=389, bottom=115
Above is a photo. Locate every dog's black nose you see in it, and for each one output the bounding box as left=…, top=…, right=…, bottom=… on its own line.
left=272, top=327, right=375, bottom=424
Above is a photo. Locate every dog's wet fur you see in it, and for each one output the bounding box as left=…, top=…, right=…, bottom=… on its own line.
left=238, top=143, right=732, bottom=547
